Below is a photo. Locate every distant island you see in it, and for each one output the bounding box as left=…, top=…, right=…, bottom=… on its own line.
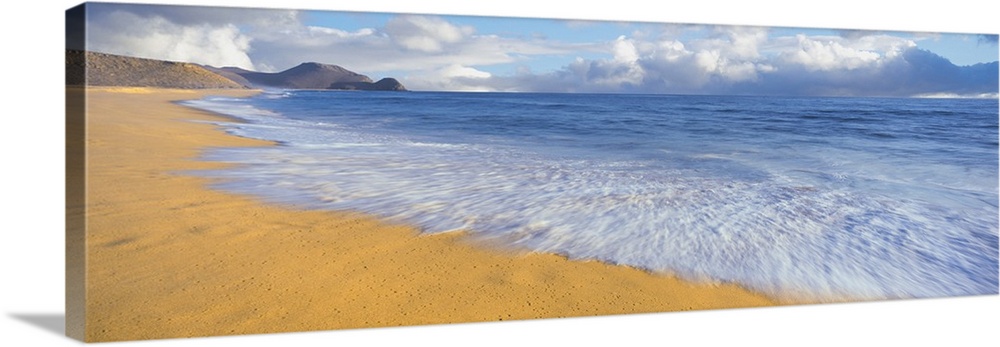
left=66, top=50, right=406, bottom=91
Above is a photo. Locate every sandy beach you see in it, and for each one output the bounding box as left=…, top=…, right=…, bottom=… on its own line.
left=72, top=86, right=777, bottom=342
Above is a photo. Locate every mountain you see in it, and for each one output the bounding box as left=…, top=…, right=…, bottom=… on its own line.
left=214, top=62, right=375, bottom=89
left=329, top=78, right=407, bottom=91
left=200, top=66, right=255, bottom=88
left=65, top=50, right=245, bottom=89
left=66, top=50, right=407, bottom=91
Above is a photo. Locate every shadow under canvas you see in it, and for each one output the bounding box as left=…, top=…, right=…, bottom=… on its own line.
left=9, top=313, right=67, bottom=338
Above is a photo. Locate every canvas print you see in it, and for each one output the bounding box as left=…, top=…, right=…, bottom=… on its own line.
left=65, top=1, right=999, bottom=342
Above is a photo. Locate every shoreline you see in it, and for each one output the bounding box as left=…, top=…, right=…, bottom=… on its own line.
left=79, top=86, right=779, bottom=342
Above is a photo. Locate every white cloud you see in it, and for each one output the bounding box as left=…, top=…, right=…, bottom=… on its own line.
left=771, top=34, right=917, bottom=71
left=852, top=34, right=918, bottom=52
left=692, top=26, right=768, bottom=60
left=612, top=36, right=640, bottom=62
left=778, top=35, right=881, bottom=71
left=607, top=36, right=644, bottom=85
left=518, top=26, right=772, bottom=92
left=440, top=64, right=493, bottom=79
left=87, top=10, right=254, bottom=70
left=384, top=15, right=474, bottom=52
left=436, top=24, right=994, bottom=97
left=405, top=64, right=495, bottom=91
left=649, top=39, right=688, bottom=61
left=306, top=26, right=376, bottom=38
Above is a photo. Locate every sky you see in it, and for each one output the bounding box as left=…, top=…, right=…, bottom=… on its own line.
left=79, top=2, right=999, bottom=97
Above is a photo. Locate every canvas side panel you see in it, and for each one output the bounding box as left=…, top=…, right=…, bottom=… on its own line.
left=65, top=3, right=86, bottom=342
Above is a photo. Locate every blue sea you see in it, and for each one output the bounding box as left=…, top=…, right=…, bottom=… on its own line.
left=182, top=91, right=999, bottom=302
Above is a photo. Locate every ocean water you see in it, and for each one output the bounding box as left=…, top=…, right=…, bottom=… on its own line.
left=181, top=91, right=999, bottom=302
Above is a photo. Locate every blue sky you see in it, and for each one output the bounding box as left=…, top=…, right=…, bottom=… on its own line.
left=306, top=11, right=999, bottom=67
left=83, top=3, right=998, bottom=97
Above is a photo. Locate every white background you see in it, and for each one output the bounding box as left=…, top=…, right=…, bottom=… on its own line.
left=1, top=0, right=997, bottom=346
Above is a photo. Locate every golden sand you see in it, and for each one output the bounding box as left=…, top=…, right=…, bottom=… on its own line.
left=73, top=87, right=777, bottom=342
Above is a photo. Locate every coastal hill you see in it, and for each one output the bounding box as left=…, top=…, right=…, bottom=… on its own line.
left=207, top=63, right=407, bottom=91
left=330, top=77, right=407, bottom=91
left=66, top=50, right=245, bottom=89
left=210, top=62, right=370, bottom=89
left=66, top=50, right=406, bottom=91
left=199, top=66, right=255, bottom=88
